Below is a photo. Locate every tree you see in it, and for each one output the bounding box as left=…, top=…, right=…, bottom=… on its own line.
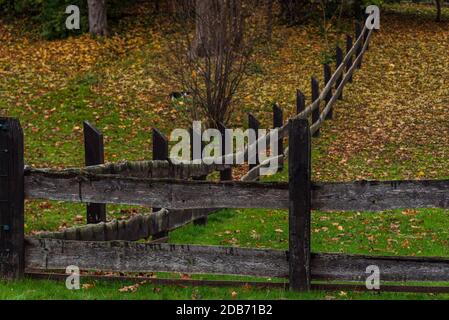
left=169, top=0, right=257, bottom=127
left=87, top=0, right=108, bottom=36
left=435, top=0, right=442, bottom=22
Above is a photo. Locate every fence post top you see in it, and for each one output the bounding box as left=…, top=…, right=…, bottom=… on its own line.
left=83, top=121, right=103, bottom=136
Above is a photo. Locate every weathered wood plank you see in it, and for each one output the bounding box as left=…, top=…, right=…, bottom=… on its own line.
left=152, top=128, right=170, bottom=240
left=311, top=77, right=320, bottom=138
left=323, top=64, right=333, bottom=120
left=336, top=45, right=343, bottom=100
left=27, top=161, right=231, bottom=180
left=24, top=238, right=449, bottom=281
left=0, top=118, right=25, bottom=279
left=24, top=171, right=289, bottom=209
left=289, top=119, right=312, bottom=291
left=36, top=208, right=218, bottom=242
left=25, top=238, right=289, bottom=278
left=83, top=121, right=106, bottom=224
left=312, top=253, right=449, bottom=282
left=312, top=179, right=449, bottom=212
left=24, top=169, right=449, bottom=211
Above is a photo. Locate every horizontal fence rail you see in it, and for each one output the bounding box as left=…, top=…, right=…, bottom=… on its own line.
left=35, top=208, right=216, bottom=242
left=24, top=169, right=449, bottom=211
left=25, top=239, right=449, bottom=282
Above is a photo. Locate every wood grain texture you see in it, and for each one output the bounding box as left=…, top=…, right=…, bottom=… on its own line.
left=312, top=253, right=449, bottom=282
left=27, top=161, right=231, bottom=180
left=336, top=46, right=344, bottom=100
left=312, top=179, right=449, bottom=211
left=24, top=170, right=289, bottom=209
left=36, top=208, right=217, bottom=242
left=83, top=121, right=106, bottom=224
left=152, top=128, right=170, bottom=239
left=0, top=118, right=25, bottom=279
left=24, top=170, right=449, bottom=211
left=25, top=238, right=289, bottom=278
left=288, top=119, right=311, bottom=291
left=24, top=238, right=449, bottom=281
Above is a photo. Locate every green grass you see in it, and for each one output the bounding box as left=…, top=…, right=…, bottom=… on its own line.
left=2, top=278, right=449, bottom=300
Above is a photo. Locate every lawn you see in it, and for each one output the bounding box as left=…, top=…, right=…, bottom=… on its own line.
left=0, top=3, right=448, bottom=300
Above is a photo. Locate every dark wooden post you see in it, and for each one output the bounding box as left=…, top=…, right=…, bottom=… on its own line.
left=336, top=46, right=343, bottom=100
left=153, top=128, right=169, bottom=162
left=355, top=22, right=363, bottom=69
left=296, top=90, right=306, bottom=115
left=346, top=34, right=353, bottom=83
left=0, top=118, right=24, bottom=280
left=323, top=64, right=333, bottom=120
left=311, top=77, right=320, bottom=138
left=83, top=121, right=106, bottom=224
left=272, top=104, right=284, bottom=170
left=288, top=118, right=311, bottom=292
left=152, top=128, right=170, bottom=241
left=364, top=13, right=370, bottom=51
left=218, top=123, right=233, bottom=181
left=248, top=113, right=260, bottom=171
left=190, top=127, right=208, bottom=226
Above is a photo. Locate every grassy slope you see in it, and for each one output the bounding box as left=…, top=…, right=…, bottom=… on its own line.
left=0, top=3, right=448, bottom=299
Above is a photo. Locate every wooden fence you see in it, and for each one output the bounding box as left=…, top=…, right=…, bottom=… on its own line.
left=1, top=116, right=449, bottom=293
left=42, top=17, right=375, bottom=243
left=2, top=16, right=448, bottom=293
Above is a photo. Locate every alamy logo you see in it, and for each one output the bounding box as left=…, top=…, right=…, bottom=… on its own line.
left=366, top=5, right=381, bottom=30
left=170, top=121, right=280, bottom=176
left=66, top=5, right=80, bottom=30
left=366, top=265, right=381, bottom=290
left=65, top=265, right=80, bottom=290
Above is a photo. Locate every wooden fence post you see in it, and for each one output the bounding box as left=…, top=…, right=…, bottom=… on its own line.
left=0, top=118, right=24, bottom=280
left=218, top=123, right=233, bottom=181
left=190, top=127, right=208, bottom=226
left=346, top=34, right=353, bottom=83
left=336, top=46, right=343, bottom=100
left=296, top=90, right=305, bottom=115
left=83, top=121, right=106, bottom=224
left=272, top=104, right=284, bottom=170
left=355, top=22, right=363, bottom=69
left=248, top=113, right=260, bottom=172
left=311, top=77, right=320, bottom=138
left=288, top=118, right=311, bottom=292
left=152, top=128, right=169, bottom=241
left=323, top=64, right=333, bottom=120
left=364, top=13, right=370, bottom=51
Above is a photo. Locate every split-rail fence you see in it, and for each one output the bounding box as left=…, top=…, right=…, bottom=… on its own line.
left=2, top=16, right=448, bottom=293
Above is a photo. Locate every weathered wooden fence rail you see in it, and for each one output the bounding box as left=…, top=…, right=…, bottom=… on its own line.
left=24, top=168, right=449, bottom=211
left=24, top=239, right=449, bottom=282
left=1, top=116, right=449, bottom=294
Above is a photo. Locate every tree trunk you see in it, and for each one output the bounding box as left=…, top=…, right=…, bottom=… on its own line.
left=192, top=0, right=212, bottom=57
left=88, top=0, right=108, bottom=36
left=436, top=0, right=442, bottom=22
left=266, top=0, right=274, bottom=41
left=192, top=0, right=243, bottom=57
